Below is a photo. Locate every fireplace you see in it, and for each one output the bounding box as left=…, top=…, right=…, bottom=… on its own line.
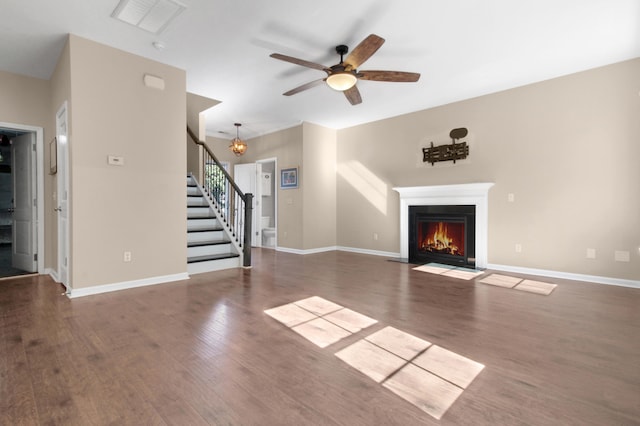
left=409, top=205, right=476, bottom=267
left=394, top=183, right=494, bottom=269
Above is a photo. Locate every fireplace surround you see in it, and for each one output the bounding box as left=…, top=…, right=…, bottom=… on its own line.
left=394, top=183, right=494, bottom=269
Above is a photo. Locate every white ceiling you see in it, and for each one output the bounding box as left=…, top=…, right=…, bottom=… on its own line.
left=1, top=0, right=638, bottom=140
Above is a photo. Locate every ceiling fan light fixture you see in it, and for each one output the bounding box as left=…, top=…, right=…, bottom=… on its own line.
left=229, top=123, right=247, bottom=156
left=326, top=72, right=357, bottom=91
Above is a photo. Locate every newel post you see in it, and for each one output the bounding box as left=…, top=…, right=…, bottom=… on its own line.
left=243, top=193, right=253, bottom=267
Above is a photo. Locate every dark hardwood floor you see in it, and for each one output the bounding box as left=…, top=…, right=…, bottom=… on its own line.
left=1, top=249, right=639, bottom=425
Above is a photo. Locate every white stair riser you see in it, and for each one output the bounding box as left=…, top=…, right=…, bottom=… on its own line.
left=187, top=186, right=200, bottom=196
left=188, top=231, right=225, bottom=243
left=188, top=244, right=233, bottom=257
left=187, top=197, right=209, bottom=207
left=187, top=207, right=213, bottom=218
left=187, top=219, right=219, bottom=231
left=188, top=256, right=241, bottom=274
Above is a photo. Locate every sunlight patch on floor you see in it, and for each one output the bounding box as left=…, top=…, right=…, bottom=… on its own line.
left=264, top=296, right=378, bottom=348
left=337, top=326, right=484, bottom=420
left=479, top=274, right=558, bottom=295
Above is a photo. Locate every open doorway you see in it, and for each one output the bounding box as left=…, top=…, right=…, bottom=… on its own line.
left=0, top=125, right=43, bottom=279
left=233, top=158, right=277, bottom=249
left=257, top=158, right=277, bottom=249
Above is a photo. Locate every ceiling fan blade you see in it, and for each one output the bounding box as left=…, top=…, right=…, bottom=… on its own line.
left=270, top=53, right=328, bottom=72
left=344, top=85, right=362, bottom=105
left=344, top=34, right=385, bottom=69
left=283, top=78, right=326, bottom=96
left=358, top=70, right=421, bottom=82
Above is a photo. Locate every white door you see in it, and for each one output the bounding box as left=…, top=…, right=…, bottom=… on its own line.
left=11, top=133, right=37, bottom=272
left=56, top=103, right=70, bottom=289
left=234, top=163, right=262, bottom=246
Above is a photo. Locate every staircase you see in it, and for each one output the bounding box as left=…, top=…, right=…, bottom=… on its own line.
left=187, top=175, right=241, bottom=274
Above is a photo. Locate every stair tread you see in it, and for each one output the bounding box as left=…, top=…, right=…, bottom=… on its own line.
left=188, top=240, right=230, bottom=247
left=188, top=227, right=223, bottom=233
left=188, top=253, right=240, bottom=263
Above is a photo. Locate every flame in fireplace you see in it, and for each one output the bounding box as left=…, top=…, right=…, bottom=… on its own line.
left=422, top=222, right=461, bottom=255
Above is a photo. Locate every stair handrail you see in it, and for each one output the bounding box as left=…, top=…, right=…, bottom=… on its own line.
left=187, top=126, right=252, bottom=267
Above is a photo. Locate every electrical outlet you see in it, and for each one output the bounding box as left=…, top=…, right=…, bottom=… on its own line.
left=515, top=244, right=522, bottom=253
left=123, top=251, right=132, bottom=262
left=373, top=233, right=378, bottom=241
left=508, top=193, right=515, bottom=203
left=586, top=248, right=596, bottom=259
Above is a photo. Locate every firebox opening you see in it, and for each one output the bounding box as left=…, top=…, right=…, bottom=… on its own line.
left=409, top=205, right=476, bottom=268
left=418, top=221, right=465, bottom=257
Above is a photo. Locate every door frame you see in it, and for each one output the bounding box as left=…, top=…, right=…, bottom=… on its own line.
left=55, top=102, right=70, bottom=291
left=11, top=133, right=37, bottom=272
left=256, top=157, right=277, bottom=248
left=0, top=121, right=44, bottom=274
left=233, top=162, right=262, bottom=247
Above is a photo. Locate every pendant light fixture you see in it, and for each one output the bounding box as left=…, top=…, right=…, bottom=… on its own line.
left=229, top=123, right=247, bottom=156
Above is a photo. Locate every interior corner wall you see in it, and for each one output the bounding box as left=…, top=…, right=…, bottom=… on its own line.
left=204, top=135, right=242, bottom=166
left=186, top=138, right=200, bottom=179
left=67, top=35, right=187, bottom=289
left=49, top=37, right=72, bottom=276
left=302, top=122, right=336, bottom=250
left=337, top=58, right=640, bottom=281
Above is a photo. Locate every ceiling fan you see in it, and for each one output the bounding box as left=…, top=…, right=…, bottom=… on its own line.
left=270, top=34, right=420, bottom=105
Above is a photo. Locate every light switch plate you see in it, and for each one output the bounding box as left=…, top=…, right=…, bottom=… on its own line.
left=614, top=250, right=630, bottom=262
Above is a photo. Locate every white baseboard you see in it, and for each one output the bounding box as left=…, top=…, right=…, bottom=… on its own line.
left=275, top=246, right=338, bottom=255
left=66, top=272, right=190, bottom=298
left=46, top=268, right=59, bottom=283
left=337, top=246, right=401, bottom=258
left=487, top=263, right=640, bottom=289
left=275, top=245, right=400, bottom=258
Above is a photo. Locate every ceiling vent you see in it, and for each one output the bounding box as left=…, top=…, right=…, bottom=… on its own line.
left=112, top=0, right=186, bottom=34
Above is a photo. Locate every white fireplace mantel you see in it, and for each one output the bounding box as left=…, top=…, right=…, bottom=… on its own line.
left=394, top=183, right=494, bottom=269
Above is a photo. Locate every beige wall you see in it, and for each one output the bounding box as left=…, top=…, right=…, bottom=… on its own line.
left=186, top=92, right=221, bottom=180
left=186, top=136, right=200, bottom=179
left=67, top=35, right=187, bottom=288
left=337, top=58, right=640, bottom=281
left=0, top=70, right=51, bottom=127
left=205, top=135, right=243, bottom=166
left=302, top=122, right=337, bottom=250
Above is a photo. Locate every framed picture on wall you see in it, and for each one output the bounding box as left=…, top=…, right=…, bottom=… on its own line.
left=280, top=167, right=298, bottom=189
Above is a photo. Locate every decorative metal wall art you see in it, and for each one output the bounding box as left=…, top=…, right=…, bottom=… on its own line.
left=422, top=128, right=469, bottom=166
